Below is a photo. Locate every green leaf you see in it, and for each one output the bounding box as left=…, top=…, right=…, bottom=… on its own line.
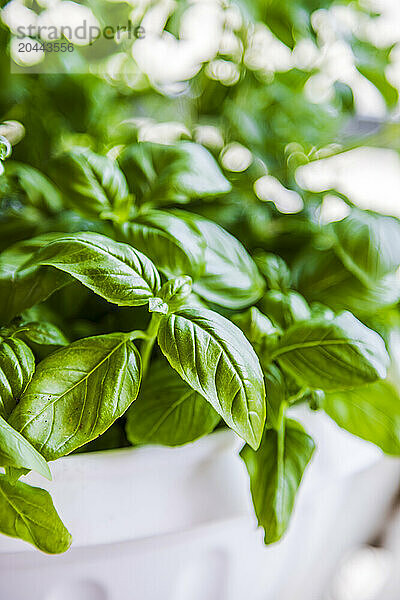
left=172, top=142, right=232, bottom=198
left=232, top=306, right=280, bottom=365
left=233, top=306, right=278, bottom=347
left=323, top=380, right=400, bottom=455
left=310, top=303, right=335, bottom=321
left=159, top=276, right=193, bottom=312
left=273, top=312, right=389, bottom=391
left=0, top=337, right=35, bottom=418
left=351, top=38, right=399, bottom=102
left=9, top=333, right=142, bottom=460
left=241, top=419, right=315, bottom=544
left=0, top=235, right=69, bottom=325
left=0, top=415, right=51, bottom=479
left=333, top=209, right=400, bottom=283
left=255, top=252, right=291, bottom=291
left=178, top=212, right=265, bottom=309
left=52, top=148, right=131, bottom=220
left=264, top=365, right=287, bottom=430
left=334, top=81, right=355, bottom=114
left=233, top=0, right=310, bottom=47
left=13, top=321, right=68, bottom=347
left=5, top=467, right=29, bottom=484
left=119, top=210, right=206, bottom=279
left=148, top=297, right=169, bottom=315
left=6, top=161, right=62, bottom=213
left=260, top=290, right=311, bottom=329
left=126, top=360, right=220, bottom=446
left=294, top=249, right=400, bottom=318
left=357, top=66, right=399, bottom=108
left=309, top=389, right=325, bottom=411
left=24, top=232, right=161, bottom=307
left=118, top=142, right=231, bottom=205
left=0, top=476, right=71, bottom=554
left=352, top=40, right=399, bottom=109
left=157, top=307, right=266, bottom=448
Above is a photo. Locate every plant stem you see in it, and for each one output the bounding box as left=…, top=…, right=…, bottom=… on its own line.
left=277, top=401, right=288, bottom=479
left=288, top=387, right=308, bottom=405
left=140, top=313, right=162, bottom=381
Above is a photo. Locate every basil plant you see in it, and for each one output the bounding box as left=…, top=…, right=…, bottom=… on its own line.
left=0, top=138, right=398, bottom=554
left=0, top=0, right=400, bottom=555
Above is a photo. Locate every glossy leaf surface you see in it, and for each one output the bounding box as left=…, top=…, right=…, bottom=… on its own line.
left=0, top=337, right=35, bottom=418
left=126, top=360, right=220, bottom=446
left=0, top=476, right=71, bottom=554
left=0, top=415, right=50, bottom=479
left=333, top=209, right=400, bottom=283
left=179, top=212, right=265, bottom=309
left=25, top=232, right=161, bottom=306
left=241, top=419, right=315, bottom=543
left=158, top=307, right=266, bottom=448
left=324, top=380, right=400, bottom=455
left=119, top=210, right=205, bottom=279
left=273, top=313, right=389, bottom=390
left=52, top=149, right=130, bottom=219
left=10, top=333, right=141, bottom=460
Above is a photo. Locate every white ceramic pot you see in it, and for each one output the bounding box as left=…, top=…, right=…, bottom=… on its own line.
left=0, top=409, right=399, bottom=600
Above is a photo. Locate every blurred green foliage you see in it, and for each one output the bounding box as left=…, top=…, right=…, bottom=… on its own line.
left=1, top=0, right=400, bottom=428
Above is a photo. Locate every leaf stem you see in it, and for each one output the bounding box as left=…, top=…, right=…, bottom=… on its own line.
left=127, top=330, right=149, bottom=341
left=288, top=387, right=308, bottom=405
left=140, top=313, right=162, bottom=381
left=277, top=400, right=288, bottom=479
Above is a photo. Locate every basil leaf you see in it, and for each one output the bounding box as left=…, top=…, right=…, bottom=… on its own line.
left=178, top=212, right=265, bottom=309
left=323, top=380, right=400, bottom=455
left=353, top=40, right=399, bottom=108
left=148, top=297, right=169, bottom=316
left=260, top=290, right=310, bottom=329
left=9, top=333, right=142, bottom=460
left=0, top=337, right=35, bottom=418
left=0, top=476, right=71, bottom=554
left=333, top=209, right=400, bottom=283
left=294, top=249, right=400, bottom=317
left=264, top=365, right=287, bottom=430
left=159, top=276, right=193, bottom=312
left=119, top=210, right=206, bottom=279
left=5, top=467, right=29, bottom=484
left=157, top=307, right=266, bottom=449
left=25, top=232, right=161, bottom=306
left=0, top=415, right=51, bottom=480
left=232, top=307, right=280, bottom=365
left=126, top=360, right=220, bottom=446
left=273, top=312, right=389, bottom=390
left=240, top=419, right=315, bottom=544
left=52, top=149, right=130, bottom=220
left=255, top=252, right=291, bottom=291
left=118, top=142, right=231, bottom=205
left=310, top=303, right=335, bottom=321
left=0, top=236, right=69, bottom=325
left=358, top=66, right=399, bottom=108
left=6, top=161, right=62, bottom=213
left=172, top=142, right=232, bottom=198
left=13, top=321, right=68, bottom=347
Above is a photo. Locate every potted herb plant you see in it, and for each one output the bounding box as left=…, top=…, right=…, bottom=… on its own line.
left=0, top=0, right=400, bottom=598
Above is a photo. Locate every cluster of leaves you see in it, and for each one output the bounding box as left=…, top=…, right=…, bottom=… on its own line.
left=0, top=138, right=399, bottom=552
left=0, top=0, right=399, bottom=554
